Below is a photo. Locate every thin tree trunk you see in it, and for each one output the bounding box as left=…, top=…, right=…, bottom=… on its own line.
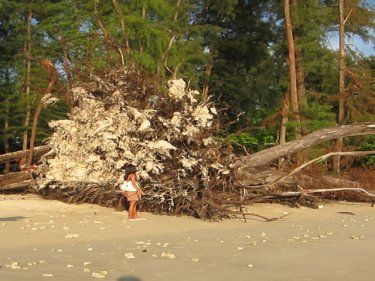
left=3, top=99, right=10, bottom=173
left=22, top=9, right=32, bottom=151
left=284, top=0, right=302, bottom=165
left=112, top=0, right=131, bottom=56
left=94, top=0, right=124, bottom=65
left=61, top=37, right=73, bottom=111
left=157, top=0, right=180, bottom=77
left=173, top=0, right=180, bottom=21
left=292, top=0, right=308, bottom=164
left=334, top=1, right=352, bottom=173
left=27, top=60, right=57, bottom=167
left=278, top=97, right=289, bottom=167
left=202, top=58, right=212, bottom=102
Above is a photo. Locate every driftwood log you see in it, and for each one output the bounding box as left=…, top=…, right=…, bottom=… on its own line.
left=0, top=145, right=50, bottom=163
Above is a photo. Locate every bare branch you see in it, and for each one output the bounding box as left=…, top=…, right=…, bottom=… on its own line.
left=270, top=151, right=375, bottom=187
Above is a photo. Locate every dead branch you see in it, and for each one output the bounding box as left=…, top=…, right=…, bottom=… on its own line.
left=277, top=188, right=375, bottom=199
left=270, top=151, right=375, bottom=188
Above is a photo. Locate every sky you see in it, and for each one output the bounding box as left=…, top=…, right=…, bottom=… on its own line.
left=327, top=33, right=374, bottom=57
left=326, top=0, right=374, bottom=57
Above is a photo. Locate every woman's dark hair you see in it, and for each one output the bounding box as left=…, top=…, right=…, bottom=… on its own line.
left=124, top=164, right=137, bottom=180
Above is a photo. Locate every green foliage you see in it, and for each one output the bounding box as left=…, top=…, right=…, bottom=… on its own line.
left=223, top=128, right=277, bottom=153
left=0, top=0, right=374, bottom=161
left=359, top=136, right=375, bottom=166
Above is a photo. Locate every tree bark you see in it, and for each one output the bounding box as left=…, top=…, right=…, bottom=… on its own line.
left=334, top=0, right=347, bottom=173
left=112, top=0, right=131, bottom=56
left=278, top=97, right=289, bottom=167
left=0, top=145, right=50, bottom=164
left=60, top=37, right=73, bottom=111
left=284, top=0, right=301, bottom=138
left=27, top=60, right=57, bottom=167
left=0, top=171, right=31, bottom=190
left=3, top=98, right=10, bottom=173
left=22, top=9, right=32, bottom=151
left=236, top=123, right=375, bottom=173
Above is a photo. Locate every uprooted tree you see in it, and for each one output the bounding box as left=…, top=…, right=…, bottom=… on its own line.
left=1, top=66, right=374, bottom=220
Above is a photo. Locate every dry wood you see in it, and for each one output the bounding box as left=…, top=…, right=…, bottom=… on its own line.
left=269, top=151, right=375, bottom=188
left=0, top=145, right=50, bottom=163
left=28, top=59, right=57, bottom=167
left=0, top=171, right=31, bottom=189
left=0, top=180, right=32, bottom=191
left=237, top=124, right=375, bottom=172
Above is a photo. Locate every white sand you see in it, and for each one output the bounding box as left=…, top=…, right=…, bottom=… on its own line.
left=1, top=194, right=375, bottom=281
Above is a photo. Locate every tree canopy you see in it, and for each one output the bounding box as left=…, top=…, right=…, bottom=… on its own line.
left=0, top=0, right=374, bottom=171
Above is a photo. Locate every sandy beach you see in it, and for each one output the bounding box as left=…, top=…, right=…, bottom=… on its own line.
left=1, top=194, right=375, bottom=281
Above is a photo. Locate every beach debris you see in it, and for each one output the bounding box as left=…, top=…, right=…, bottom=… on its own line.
left=247, top=264, right=254, bottom=268
left=65, top=233, right=79, bottom=238
left=83, top=262, right=92, bottom=266
left=161, top=252, right=176, bottom=259
left=92, top=271, right=107, bottom=278
left=350, top=235, right=364, bottom=240
left=124, top=252, right=135, bottom=259
left=42, top=273, right=54, bottom=277
left=5, top=262, right=22, bottom=270
left=236, top=246, right=244, bottom=251
left=191, top=258, right=200, bottom=262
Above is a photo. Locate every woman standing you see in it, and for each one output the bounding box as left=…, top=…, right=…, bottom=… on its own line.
left=122, top=164, right=143, bottom=220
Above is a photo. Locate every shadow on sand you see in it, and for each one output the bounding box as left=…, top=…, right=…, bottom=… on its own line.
left=0, top=216, right=27, bottom=222
left=117, top=277, right=142, bottom=281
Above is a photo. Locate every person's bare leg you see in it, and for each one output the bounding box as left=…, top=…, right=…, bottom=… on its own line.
left=134, top=202, right=140, bottom=218
left=128, top=201, right=136, bottom=219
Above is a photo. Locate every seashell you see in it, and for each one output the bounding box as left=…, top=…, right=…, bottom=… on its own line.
left=65, top=233, right=79, bottom=238
left=124, top=252, right=135, bottom=259
left=92, top=272, right=106, bottom=278
left=161, top=252, right=175, bottom=259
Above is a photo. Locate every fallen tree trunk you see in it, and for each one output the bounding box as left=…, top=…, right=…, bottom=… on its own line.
left=0, top=145, right=50, bottom=163
left=0, top=180, right=32, bottom=192
left=236, top=123, right=375, bottom=183
left=0, top=171, right=32, bottom=191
